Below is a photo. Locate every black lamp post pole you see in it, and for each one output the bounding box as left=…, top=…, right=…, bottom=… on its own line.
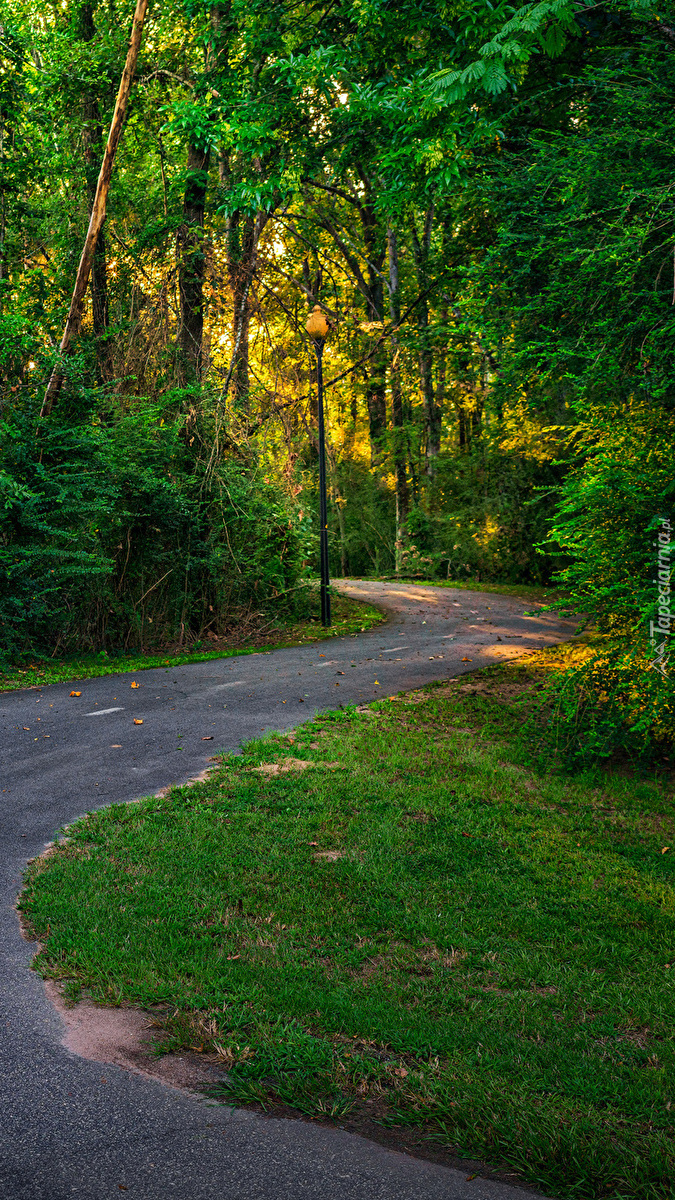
left=314, top=338, right=331, bottom=627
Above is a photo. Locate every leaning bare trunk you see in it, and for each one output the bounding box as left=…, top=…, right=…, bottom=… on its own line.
left=84, top=115, right=112, bottom=382
left=177, top=144, right=210, bottom=383
left=387, top=224, right=409, bottom=573
left=80, top=2, right=112, bottom=383
left=41, top=0, right=150, bottom=416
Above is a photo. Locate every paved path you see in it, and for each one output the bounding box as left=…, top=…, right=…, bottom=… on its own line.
left=1, top=582, right=576, bottom=1200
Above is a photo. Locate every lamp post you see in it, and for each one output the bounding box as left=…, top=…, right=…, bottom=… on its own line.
left=306, top=305, right=331, bottom=627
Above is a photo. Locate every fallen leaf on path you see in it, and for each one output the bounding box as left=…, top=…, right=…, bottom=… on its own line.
left=133, top=718, right=143, bottom=725
left=69, top=691, right=81, bottom=697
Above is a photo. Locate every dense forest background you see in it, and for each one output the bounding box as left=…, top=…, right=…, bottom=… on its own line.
left=1, top=0, right=674, bottom=759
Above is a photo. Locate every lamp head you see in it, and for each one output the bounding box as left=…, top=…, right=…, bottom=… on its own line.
left=306, top=305, right=329, bottom=340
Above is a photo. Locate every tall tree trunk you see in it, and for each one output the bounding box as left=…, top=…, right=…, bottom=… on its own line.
left=310, top=174, right=386, bottom=464
left=410, top=204, right=442, bottom=478
left=83, top=117, right=112, bottom=382
left=366, top=331, right=387, bottom=461
left=177, top=144, right=210, bottom=383
left=361, top=189, right=386, bottom=463
left=41, top=0, right=150, bottom=416
left=434, top=302, right=448, bottom=466
left=227, top=210, right=253, bottom=407
left=0, top=110, right=8, bottom=319
left=457, top=400, right=469, bottom=451
left=218, top=155, right=268, bottom=410
left=387, top=224, right=409, bottom=574
left=80, top=2, right=112, bottom=383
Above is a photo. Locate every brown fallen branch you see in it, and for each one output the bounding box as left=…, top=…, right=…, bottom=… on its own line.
left=41, top=0, right=150, bottom=417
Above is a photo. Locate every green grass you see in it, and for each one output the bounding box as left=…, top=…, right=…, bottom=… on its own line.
left=0, top=592, right=384, bottom=693
left=20, top=649, right=675, bottom=1199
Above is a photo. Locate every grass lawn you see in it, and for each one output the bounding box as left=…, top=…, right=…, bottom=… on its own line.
left=0, top=591, right=384, bottom=693
left=20, top=648, right=675, bottom=1200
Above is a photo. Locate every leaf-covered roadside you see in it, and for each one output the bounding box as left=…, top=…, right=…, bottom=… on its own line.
left=20, top=652, right=675, bottom=1199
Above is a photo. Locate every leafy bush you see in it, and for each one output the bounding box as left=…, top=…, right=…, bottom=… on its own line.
left=0, top=402, right=313, bottom=659
left=399, top=451, right=563, bottom=584
left=476, top=29, right=675, bottom=764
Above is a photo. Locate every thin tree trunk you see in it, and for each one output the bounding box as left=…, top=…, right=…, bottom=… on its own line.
left=366, top=333, right=387, bottom=461
left=177, top=143, right=210, bottom=382
left=326, top=446, right=348, bottom=576
left=362, top=193, right=386, bottom=463
left=227, top=211, right=254, bottom=407
left=81, top=2, right=113, bottom=383
left=0, top=112, right=8, bottom=318
left=218, top=151, right=267, bottom=408
left=309, top=174, right=386, bottom=464
left=434, top=302, right=448, bottom=462
left=457, top=401, right=468, bottom=450
left=41, top=0, right=150, bottom=416
left=387, top=224, right=409, bottom=574
left=410, top=204, right=442, bottom=478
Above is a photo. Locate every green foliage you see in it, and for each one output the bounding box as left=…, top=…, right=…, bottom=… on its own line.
left=0, top=395, right=312, bottom=657
left=394, top=450, right=564, bottom=583
left=465, top=18, right=675, bottom=761
left=546, top=641, right=675, bottom=767
left=1, top=0, right=672, bottom=762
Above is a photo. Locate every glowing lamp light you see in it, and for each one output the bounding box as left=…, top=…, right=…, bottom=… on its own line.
left=306, top=305, right=329, bottom=340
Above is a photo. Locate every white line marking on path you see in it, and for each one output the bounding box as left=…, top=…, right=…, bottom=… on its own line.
left=85, top=707, right=124, bottom=716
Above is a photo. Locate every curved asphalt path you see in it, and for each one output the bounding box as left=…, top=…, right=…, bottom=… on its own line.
left=1, top=582, right=577, bottom=1200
